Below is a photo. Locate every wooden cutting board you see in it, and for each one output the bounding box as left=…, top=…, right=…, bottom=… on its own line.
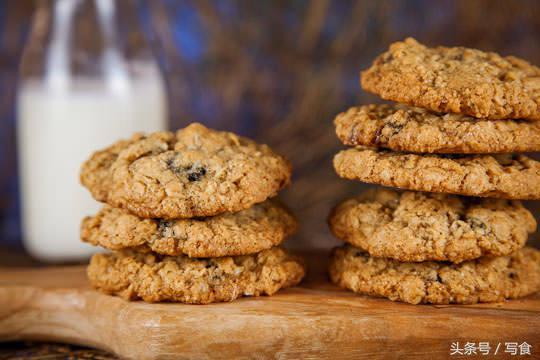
left=1, top=252, right=539, bottom=360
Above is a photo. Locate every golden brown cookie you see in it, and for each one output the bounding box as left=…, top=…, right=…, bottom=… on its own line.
left=329, top=245, right=540, bottom=305
left=329, top=189, right=536, bottom=263
left=81, top=200, right=297, bottom=258
left=335, top=104, right=540, bottom=153
left=87, top=247, right=305, bottom=304
left=361, top=38, right=540, bottom=120
left=80, top=123, right=291, bottom=219
left=333, top=148, right=540, bottom=200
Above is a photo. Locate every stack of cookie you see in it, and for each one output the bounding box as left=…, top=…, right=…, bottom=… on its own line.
left=329, top=38, right=540, bottom=305
left=80, top=123, right=305, bottom=304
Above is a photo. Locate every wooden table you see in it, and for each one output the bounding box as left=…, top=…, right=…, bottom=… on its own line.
left=1, top=252, right=539, bottom=359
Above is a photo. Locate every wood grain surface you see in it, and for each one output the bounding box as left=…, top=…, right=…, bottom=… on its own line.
left=0, top=253, right=539, bottom=360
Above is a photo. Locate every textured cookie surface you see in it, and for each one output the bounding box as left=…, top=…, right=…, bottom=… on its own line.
left=334, top=148, right=540, bottom=200
left=81, top=200, right=297, bottom=258
left=80, top=123, right=291, bottom=219
left=329, top=189, right=535, bottom=263
left=361, top=38, right=540, bottom=120
left=329, top=245, right=540, bottom=304
left=335, top=104, right=540, bottom=153
left=87, top=247, right=305, bottom=304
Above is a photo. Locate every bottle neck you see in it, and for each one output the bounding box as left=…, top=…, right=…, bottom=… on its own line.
left=20, top=0, right=154, bottom=86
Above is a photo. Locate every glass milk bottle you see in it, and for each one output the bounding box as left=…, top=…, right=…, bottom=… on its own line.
left=17, top=0, right=168, bottom=261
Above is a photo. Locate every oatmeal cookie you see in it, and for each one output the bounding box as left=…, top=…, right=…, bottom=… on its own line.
left=80, top=123, right=291, bottom=219
left=361, top=38, right=540, bottom=120
left=333, top=148, right=540, bottom=199
left=329, top=189, right=535, bottom=263
left=87, top=247, right=305, bottom=304
left=329, top=245, right=540, bottom=304
left=81, top=200, right=297, bottom=257
left=335, top=104, right=540, bottom=153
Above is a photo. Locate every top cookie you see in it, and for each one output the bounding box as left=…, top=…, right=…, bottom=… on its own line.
left=335, top=104, right=540, bottom=154
left=80, top=123, right=291, bottom=219
left=361, top=38, right=540, bottom=120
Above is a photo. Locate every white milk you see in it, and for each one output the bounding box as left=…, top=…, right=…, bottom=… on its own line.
left=17, top=67, right=167, bottom=261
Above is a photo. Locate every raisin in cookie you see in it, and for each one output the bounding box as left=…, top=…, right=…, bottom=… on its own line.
left=81, top=200, right=297, bottom=258
left=334, top=148, right=540, bottom=200
left=335, top=104, right=540, bottom=154
left=329, top=245, right=540, bottom=305
left=80, top=123, right=291, bottom=219
left=361, top=38, right=540, bottom=120
left=329, top=189, right=536, bottom=263
left=87, top=247, right=305, bottom=304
